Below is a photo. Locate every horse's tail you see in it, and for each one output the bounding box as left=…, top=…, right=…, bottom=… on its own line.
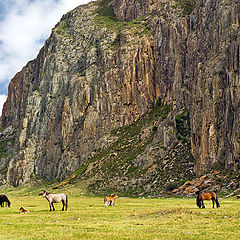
left=65, top=195, right=68, bottom=211
left=196, top=194, right=201, bottom=208
left=215, top=195, right=220, bottom=208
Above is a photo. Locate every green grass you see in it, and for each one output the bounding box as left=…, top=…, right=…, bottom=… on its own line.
left=174, top=0, right=196, bottom=16
left=175, top=110, right=191, bottom=143
left=0, top=191, right=239, bottom=239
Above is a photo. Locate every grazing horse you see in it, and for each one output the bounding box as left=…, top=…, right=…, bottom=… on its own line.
left=104, top=194, right=118, bottom=207
left=0, top=194, right=11, bottom=207
left=196, top=191, right=220, bottom=209
left=42, top=190, right=68, bottom=211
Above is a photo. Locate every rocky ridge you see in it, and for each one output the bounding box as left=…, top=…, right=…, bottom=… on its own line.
left=168, top=170, right=240, bottom=197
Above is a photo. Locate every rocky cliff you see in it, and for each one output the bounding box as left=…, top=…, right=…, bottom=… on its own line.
left=0, top=0, right=239, bottom=194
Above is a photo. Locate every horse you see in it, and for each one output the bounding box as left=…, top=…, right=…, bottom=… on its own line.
left=41, top=190, right=68, bottom=211
left=0, top=194, right=11, bottom=207
left=19, top=207, right=31, bottom=213
left=104, top=194, right=118, bottom=207
left=196, top=191, right=220, bottom=209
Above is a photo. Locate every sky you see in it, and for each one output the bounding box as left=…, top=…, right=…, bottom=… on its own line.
left=0, top=0, right=91, bottom=116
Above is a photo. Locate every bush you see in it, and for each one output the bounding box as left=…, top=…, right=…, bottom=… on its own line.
left=165, top=182, right=178, bottom=192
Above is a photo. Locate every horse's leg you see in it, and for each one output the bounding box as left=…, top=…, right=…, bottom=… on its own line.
left=61, top=200, right=64, bottom=211
left=49, top=202, right=52, bottom=211
left=52, top=203, right=55, bottom=211
left=212, top=199, right=215, bottom=208
left=64, top=200, right=67, bottom=211
left=64, top=196, right=68, bottom=211
left=201, top=200, right=205, bottom=208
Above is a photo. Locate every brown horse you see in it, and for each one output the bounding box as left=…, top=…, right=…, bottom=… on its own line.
left=104, top=194, right=118, bottom=207
left=196, top=191, right=220, bottom=209
left=0, top=194, right=11, bottom=207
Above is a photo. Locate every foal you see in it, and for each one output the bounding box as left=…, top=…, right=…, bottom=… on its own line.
left=19, top=207, right=31, bottom=213
left=42, top=190, right=68, bottom=211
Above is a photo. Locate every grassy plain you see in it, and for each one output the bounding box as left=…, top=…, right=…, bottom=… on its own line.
left=0, top=188, right=239, bottom=240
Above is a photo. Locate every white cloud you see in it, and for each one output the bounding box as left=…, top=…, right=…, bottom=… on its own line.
left=0, top=0, right=91, bottom=115
left=0, top=95, right=7, bottom=117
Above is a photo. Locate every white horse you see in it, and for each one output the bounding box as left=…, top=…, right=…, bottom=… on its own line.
left=42, top=190, right=68, bottom=211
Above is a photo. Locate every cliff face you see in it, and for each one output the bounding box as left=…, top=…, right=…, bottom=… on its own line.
left=189, top=0, right=240, bottom=174
left=0, top=0, right=239, bottom=192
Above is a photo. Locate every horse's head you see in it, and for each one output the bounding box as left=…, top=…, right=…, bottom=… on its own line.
left=42, top=190, right=47, bottom=198
left=112, top=194, right=118, bottom=199
left=40, top=190, right=48, bottom=198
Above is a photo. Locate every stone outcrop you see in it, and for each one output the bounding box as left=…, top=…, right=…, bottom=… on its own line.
left=0, top=0, right=240, bottom=194
left=168, top=170, right=240, bottom=197
left=168, top=171, right=221, bottom=197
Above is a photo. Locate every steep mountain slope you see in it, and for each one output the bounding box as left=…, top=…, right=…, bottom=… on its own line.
left=0, top=0, right=239, bottom=195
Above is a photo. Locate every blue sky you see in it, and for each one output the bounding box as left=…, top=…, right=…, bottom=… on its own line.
left=0, top=0, right=91, bottom=116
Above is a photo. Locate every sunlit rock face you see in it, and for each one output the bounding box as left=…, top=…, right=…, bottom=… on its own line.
left=1, top=0, right=240, bottom=189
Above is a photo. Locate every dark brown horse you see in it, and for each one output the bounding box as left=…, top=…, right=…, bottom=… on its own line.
left=0, top=194, right=11, bottom=207
left=196, top=191, right=220, bottom=209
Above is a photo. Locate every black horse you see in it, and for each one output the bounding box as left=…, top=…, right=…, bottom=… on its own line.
left=0, top=194, right=11, bottom=207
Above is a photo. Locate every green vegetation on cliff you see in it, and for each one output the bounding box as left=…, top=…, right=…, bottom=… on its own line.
left=94, top=0, right=153, bottom=40
left=174, top=0, right=196, bottom=15
left=61, top=100, right=172, bottom=195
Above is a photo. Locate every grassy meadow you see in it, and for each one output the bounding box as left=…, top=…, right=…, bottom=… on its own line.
left=0, top=188, right=239, bottom=240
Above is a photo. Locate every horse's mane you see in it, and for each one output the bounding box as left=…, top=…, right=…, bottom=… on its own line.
left=43, top=191, right=50, bottom=195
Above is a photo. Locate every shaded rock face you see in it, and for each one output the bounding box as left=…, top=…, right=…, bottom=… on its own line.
left=189, top=0, right=240, bottom=174
left=0, top=0, right=240, bottom=188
